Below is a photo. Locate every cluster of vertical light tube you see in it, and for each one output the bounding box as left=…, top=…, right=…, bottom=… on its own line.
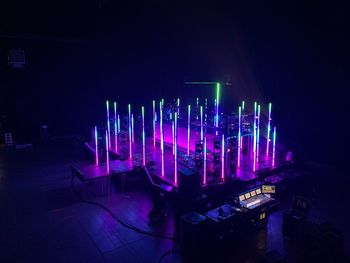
left=200, top=106, right=203, bottom=141
left=160, top=101, right=164, bottom=177
left=128, top=104, right=132, bottom=160
left=153, top=100, right=156, bottom=146
left=253, top=102, right=257, bottom=172
left=221, top=134, right=225, bottom=181
left=187, top=105, right=191, bottom=156
left=114, top=102, right=118, bottom=152
left=106, top=100, right=111, bottom=149
left=105, top=130, right=110, bottom=173
left=203, top=137, right=207, bottom=185
left=266, top=103, right=272, bottom=156
left=174, top=112, right=178, bottom=185
left=142, top=106, right=145, bottom=167
left=272, top=127, right=276, bottom=167
left=237, top=106, right=242, bottom=168
left=94, top=126, right=99, bottom=165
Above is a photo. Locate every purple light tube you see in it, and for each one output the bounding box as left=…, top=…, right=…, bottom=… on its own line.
left=221, top=134, right=225, bottom=181
left=153, top=100, right=156, bottom=146
left=105, top=130, right=110, bottom=173
left=266, top=102, right=272, bottom=156
left=205, top=98, right=208, bottom=124
left=200, top=106, right=203, bottom=141
left=253, top=102, right=257, bottom=172
left=131, top=113, right=134, bottom=143
left=237, top=106, right=241, bottom=168
left=272, top=126, right=276, bottom=167
left=187, top=105, right=191, bottom=157
left=95, top=126, right=99, bottom=166
left=177, top=98, right=180, bottom=117
left=128, top=104, right=132, bottom=160
left=106, top=100, right=111, bottom=149
left=196, top=97, right=199, bottom=121
left=172, top=120, right=175, bottom=155
left=160, top=101, right=164, bottom=177
left=117, top=114, right=120, bottom=133
left=174, top=112, right=178, bottom=185
left=256, top=105, right=261, bottom=163
left=114, top=102, right=118, bottom=152
left=142, top=106, right=146, bottom=167
left=203, top=137, right=207, bottom=185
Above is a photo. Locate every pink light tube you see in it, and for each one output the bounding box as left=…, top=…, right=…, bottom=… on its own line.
left=241, top=101, right=244, bottom=151
left=131, top=113, right=134, bottom=143
left=95, top=126, right=99, bottom=165
left=215, top=83, right=220, bottom=131
left=237, top=106, right=241, bottom=168
left=200, top=106, right=203, bottom=141
left=187, top=105, right=191, bottom=156
left=142, top=106, right=146, bottom=166
left=221, top=134, right=225, bottom=181
left=203, top=137, right=207, bottom=185
left=272, top=126, right=276, bottom=167
left=153, top=100, right=156, bottom=146
left=128, top=104, right=132, bottom=160
left=253, top=102, right=257, bottom=172
left=266, top=102, right=272, bottom=156
left=160, top=101, right=164, bottom=177
left=256, top=105, right=261, bottom=163
left=106, top=100, right=111, bottom=149
left=172, top=120, right=175, bottom=155
left=114, top=102, right=118, bottom=152
left=174, top=112, right=178, bottom=185
left=105, top=130, right=110, bottom=173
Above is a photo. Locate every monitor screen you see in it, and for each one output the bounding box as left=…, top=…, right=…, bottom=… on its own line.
left=262, top=185, right=275, bottom=194
left=239, top=195, right=245, bottom=201
left=250, top=190, right=256, bottom=197
left=256, top=188, right=262, bottom=195
left=244, top=193, right=251, bottom=199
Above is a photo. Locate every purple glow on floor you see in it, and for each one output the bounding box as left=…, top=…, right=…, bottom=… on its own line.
left=94, top=126, right=99, bottom=166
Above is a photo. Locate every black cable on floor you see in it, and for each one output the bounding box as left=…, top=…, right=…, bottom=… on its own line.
left=71, top=175, right=176, bottom=241
left=158, top=249, right=182, bottom=263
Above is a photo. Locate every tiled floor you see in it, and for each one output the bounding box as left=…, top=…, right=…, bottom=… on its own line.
left=0, top=141, right=349, bottom=262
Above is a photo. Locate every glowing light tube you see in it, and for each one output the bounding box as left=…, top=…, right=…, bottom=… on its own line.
left=242, top=101, right=245, bottom=111
left=128, top=104, right=132, bottom=160
left=172, top=120, right=175, bottom=155
left=205, top=98, right=208, bottom=124
left=216, top=83, right=220, bottom=131
left=106, top=100, right=111, bottom=149
left=174, top=112, right=178, bottom=185
left=114, top=102, right=118, bottom=152
left=203, top=137, right=207, bottom=185
left=117, top=114, right=120, bottom=133
left=266, top=102, right=272, bottom=156
left=177, top=98, right=180, bottom=117
left=272, top=127, right=276, bottom=167
left=238, top=106, right=241, bottom=168
left=196, top=97, right=199, bottom=121
left=142, top=106, right=145, bottom=166
left=253, top=102, right=257, bottom=172
left=95, top=126, right=99, bottom=166
left=241, top=101, right=244, bottom=149
left=153, top=100, right=156, bottom=146
left=187, top=105, right=191, bottom=156
left=221, top=134, right=225, bottom=181
left=200, top=106, right=203, bottom=141
left=160, top=101, right=164, bottom=177
left=105, top=130, right=110, bottom=173
left=256, top=105, right=261, bottom=163
left=131, top=113, right=134, bottom=143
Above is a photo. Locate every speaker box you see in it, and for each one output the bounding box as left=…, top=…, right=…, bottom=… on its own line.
left=177, top=168, right=200, bottom=199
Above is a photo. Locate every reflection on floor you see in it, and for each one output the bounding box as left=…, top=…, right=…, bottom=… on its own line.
left=0, top=141, right=348, bottom=262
